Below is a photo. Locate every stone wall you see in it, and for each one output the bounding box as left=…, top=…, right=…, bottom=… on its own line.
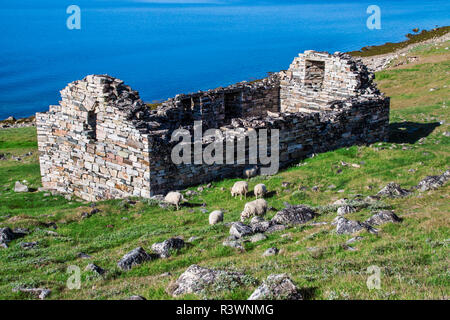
left=147, top=95, right=389, bottom=195
left=36, top=50, right=390, bottom=200
left=280, top=51, right=379, bottom=113
left=36, top=75, right=152, bottom=201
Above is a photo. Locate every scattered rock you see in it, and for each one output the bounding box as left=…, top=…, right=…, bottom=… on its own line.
left=81, top=208, right=100, bottom=220
left=271, top=205, right=316, bottom=225
left=0, top=227, right=15, bottom=245
left=117, top=247, right=155, bottom=271
left=127, top=295, right=146, bottom=300
left=171, top=264, right=249, bottom=297
left=14, top=181, right=29, bottom=193
left=229, top=222, right=253, bottom=238
left=377, top=182, right=410, bottom=198
left=250, top=233, right=267, bottom=243
left=77, top=252, right=91, bottom=259
left=209, top=210, right=224, bottom=225
left=265, top=224, right=287, bottom=234
left=416, top=170, right=449, bottom=191
left=248, top=274, right=302, bottom=300
left=335, top=217, right=376, bottom=235
left=262, top=247, right=279, bottom=257
left=185, top=190, right=198, bottom=197
left=365, top=210, right=402, bottom=226
left=20, top=241, right=38, bottom=250
left=250, top=216, right=272, bottom=233
left=85, top=263, right=106, bottom=275
left=281, top=182, right=291, bottom=188
left=222, top=238, right=245, bottom=250
left=364, top=195, right=381, bottom=203
left=346, top=236, right=364, bottom=244
left=337, top=205, right=356, bottom=216
left=341, top=244, right=358, bottom=251
left=151, top=237, right=185, bottom=258
left=333, top=198, right=348, bottom=206
left=12, top=287, right=51, bottom=300
left=187, top=236, right=201, bottom=242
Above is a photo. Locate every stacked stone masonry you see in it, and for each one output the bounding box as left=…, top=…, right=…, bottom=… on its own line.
left=36, top=50, right=390, bottom=201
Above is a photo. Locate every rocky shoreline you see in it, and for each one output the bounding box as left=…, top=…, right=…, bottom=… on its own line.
left=0, top=115, right=35, bottom=129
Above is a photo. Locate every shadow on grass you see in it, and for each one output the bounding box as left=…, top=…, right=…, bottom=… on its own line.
left=299, top=286, right=318, bottom=300
left=388, top=121, right=440, bottom=144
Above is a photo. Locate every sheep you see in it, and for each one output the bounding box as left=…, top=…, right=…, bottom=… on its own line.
left=240, top=199, right=268, bottom=222
left=231, top=181, right=248, bottom=200
left=164, top=191, right=185, bottom=210
left=254, top=183, right=267, bottom=199
left=243, top=166, right=258, bottom=179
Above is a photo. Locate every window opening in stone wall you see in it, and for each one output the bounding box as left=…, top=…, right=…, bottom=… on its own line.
left=304, top=60, right=325, bottom=90
left=224, top=92, right=242, bottom=120
left=86, top=111, right=97, bottom=140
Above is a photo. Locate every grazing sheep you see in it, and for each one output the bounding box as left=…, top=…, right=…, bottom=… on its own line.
left=164, top=191, right=185, bottom=210
left=231, top=181, right=249, bottom=200
left=240, top=199, right=268, bottom=221
left=254, top=184, right=267, bottom=199
left=243, top=166, right=258, bottom=179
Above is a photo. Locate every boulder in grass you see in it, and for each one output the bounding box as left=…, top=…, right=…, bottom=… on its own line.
left=416, top=170, right=450, bottom=192
left=262, top=247, right=279, bottom=257
left=117, top=247, right=155, bottom=271
left=170, top=264, right=250, bottom=297
left=248, top=274, right=302, bottom=300
left=335, top=217, right=377, bottom=235
left=376, top=182, right=410, bottom=198
left=250, top=216, right=272, bottom=233
left=85, top=263, right=106, bottom=275
left=209, top=210, right=224, bottom=225
left=365, top=210, right=402, bottom=226
left=271, top=205, right=316, bottom=225
left=14, top=181, right=29, bottom=193
left=337, top=205, right=356, bottom=216
left=0, top=227, right=15, bottom=244
left=151, top=238, right=185, bottom=258
left=229, top=222, right=253, bottom=238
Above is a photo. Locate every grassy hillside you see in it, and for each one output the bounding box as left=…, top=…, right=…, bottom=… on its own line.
left=348, top=26, right=450, bottom=57
left=0, top=41, right=449, bottom=300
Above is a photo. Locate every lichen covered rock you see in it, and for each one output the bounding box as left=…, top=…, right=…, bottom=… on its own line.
left=248, top=274, right=302, bottom=300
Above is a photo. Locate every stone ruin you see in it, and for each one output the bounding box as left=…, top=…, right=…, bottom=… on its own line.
left=36, top=50, right=390, bottom=201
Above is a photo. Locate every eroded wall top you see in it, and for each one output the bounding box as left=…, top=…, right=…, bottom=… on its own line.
left=280, top=50, right=380, bottom=113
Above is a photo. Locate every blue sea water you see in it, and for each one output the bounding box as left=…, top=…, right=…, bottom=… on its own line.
left=1, top=0, right=449, bottom=119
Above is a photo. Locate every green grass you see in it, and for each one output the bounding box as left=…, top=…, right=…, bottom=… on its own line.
left=0, top=44, right=449, bottom=300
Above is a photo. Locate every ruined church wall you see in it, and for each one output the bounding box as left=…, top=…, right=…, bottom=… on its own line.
left=147, top=95, right=389, bottom=195
left=36, top=76, right=152, bottom=201
left=154, top=74, right=281, bottom=130
left=280, top=51, right=376, bottom=113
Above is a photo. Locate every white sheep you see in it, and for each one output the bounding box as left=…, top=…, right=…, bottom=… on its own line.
left=243, top=166, right=258, bottom=179
left=254, top=183, right=267, bottom=199
left=164, top=191, right=185, bottom=210
left=240, top=199, right=268, bottom=221
left=231, top=181, right=249, bottom=200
